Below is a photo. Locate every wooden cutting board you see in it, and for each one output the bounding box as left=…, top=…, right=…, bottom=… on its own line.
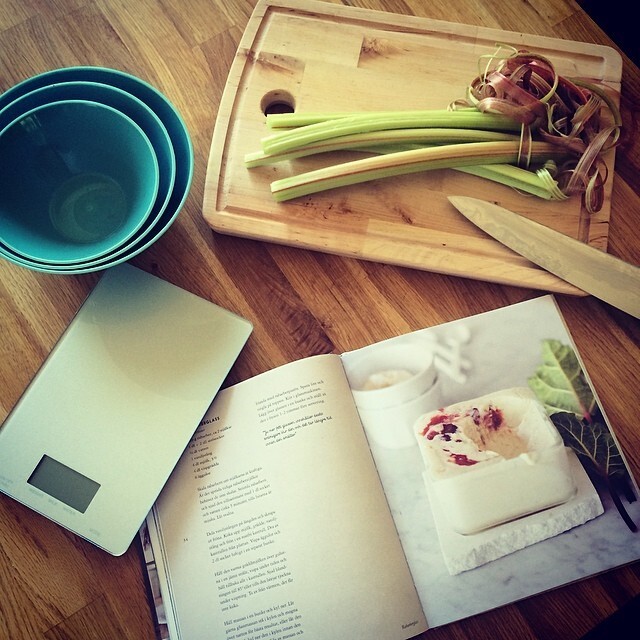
left=203, top=0, right=622, bottom=294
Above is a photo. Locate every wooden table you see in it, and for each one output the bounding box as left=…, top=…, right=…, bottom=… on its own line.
left=1, top=1, right=638, bottom=638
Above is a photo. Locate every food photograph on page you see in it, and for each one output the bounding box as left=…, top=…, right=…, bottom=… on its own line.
left=341, top=296, right=640, bottom=626
left=414, top=386, right=586, bottom=538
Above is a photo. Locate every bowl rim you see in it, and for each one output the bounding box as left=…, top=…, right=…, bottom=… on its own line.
left=0, top=66, right=192, bottom=195
left=0, top=66, right=193, bottom=160
left=0, top=67, right=195, bottom=274
left=0, top=98, right=160, bottom=264
left=0, top=80, right=178, bottom=268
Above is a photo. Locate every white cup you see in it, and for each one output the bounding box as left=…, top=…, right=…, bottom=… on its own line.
left=344, top=341, right=442, bottom=449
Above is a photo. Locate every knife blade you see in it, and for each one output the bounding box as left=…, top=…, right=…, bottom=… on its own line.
left=448, top=195, right=640, bottom=319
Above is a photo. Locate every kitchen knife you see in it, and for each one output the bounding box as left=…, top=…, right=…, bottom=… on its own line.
left=448, top=195, right=640, bottom=319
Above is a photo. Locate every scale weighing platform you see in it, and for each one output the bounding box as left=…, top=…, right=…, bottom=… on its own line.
left=0, top=263, right=252, bottom=555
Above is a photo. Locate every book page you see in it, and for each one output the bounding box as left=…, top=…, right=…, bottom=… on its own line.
left=148, top=354, right=427, bottom=640
left=340, top=296, right=640, bottom=628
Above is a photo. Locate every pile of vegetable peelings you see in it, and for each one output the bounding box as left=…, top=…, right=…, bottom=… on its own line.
left=245, top=45, right=622, bottom=213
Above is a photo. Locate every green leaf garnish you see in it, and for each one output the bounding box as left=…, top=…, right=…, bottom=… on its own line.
left=550, top=411, right=627, bottom=480
left=528, top=340, right=637, bottom=531
left=527, top=339, right=595, bottom=420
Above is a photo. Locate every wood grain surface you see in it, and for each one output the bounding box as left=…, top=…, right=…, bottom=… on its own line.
left=1, top=1, right=639, bottom=639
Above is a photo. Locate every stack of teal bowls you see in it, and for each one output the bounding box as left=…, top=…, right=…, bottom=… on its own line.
left=0, top=67, right=193, bottom=274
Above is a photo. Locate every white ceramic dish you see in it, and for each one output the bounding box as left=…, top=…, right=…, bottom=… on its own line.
left=344, top=340, right=441, bottom=449
left=414, top=387, right=576, bottom=535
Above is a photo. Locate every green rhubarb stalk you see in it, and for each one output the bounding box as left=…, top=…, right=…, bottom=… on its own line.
left=351, top=142, right=568, bottom=200
left=361, top=141, right=569, bottom=201
left=365, top=148, right=569, bottom=201
left=260, top=110, right=522, bottom=156
left=244, top=128, right=521, bottom=168
left=456, top=165, right=569, bottom=201
left=269, top=140, right=569, bottom=202
left=264, top=107, right=481, bottom=129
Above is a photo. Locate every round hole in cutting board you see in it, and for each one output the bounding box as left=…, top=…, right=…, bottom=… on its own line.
left=261, top=90, right=295, bottom=115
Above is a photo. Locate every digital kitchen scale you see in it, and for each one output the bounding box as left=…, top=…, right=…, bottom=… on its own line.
left=0, top=263, right=252, bottom=555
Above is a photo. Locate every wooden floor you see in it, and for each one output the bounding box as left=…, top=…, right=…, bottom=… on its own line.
left=1, top=1, right=640, bottom=639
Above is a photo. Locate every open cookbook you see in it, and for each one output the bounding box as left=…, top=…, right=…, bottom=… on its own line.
left=140, top=296, right=640, bottom=640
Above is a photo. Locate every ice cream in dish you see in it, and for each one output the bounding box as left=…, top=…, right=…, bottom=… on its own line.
left=414, top=387, right=577, bottom=535
left=362, top=368, right=415, bottom=390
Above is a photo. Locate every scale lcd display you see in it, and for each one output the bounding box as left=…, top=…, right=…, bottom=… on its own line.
left=28, top=455, right=100, bottom=513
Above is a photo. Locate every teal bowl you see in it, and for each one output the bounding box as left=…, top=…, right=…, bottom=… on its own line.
left=0, top=100, right=160, bottom=264
left=0, top=81, right=176, bottom=268
left=0, top=242, right=116, bottom=273
left=0, top=67, right=193, bottom=260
